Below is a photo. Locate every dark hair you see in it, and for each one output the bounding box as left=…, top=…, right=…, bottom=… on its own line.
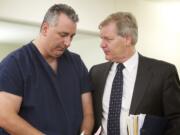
left=40, top=4, right=79, bottom=29
left=99, top=12, right=138, bottom=45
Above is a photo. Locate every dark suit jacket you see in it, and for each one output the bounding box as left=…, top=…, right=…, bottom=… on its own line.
left=89, top=54, right=180, bottom=135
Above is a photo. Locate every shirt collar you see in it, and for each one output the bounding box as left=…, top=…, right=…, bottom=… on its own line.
left=113, top=51, right=139, bottom=73
left=123, top=51, right=139, bottom=73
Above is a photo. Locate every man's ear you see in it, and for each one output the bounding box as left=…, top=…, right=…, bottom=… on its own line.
left=125, top=35, right=132, bottom=46
left=41, top=22, right=49, bottom=36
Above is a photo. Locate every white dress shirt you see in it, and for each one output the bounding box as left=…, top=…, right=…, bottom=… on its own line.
left=101, top=52, right=139, bottom=135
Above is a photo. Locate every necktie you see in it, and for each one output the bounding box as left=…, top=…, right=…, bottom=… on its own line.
left=107, top=63, right=125, bottom=135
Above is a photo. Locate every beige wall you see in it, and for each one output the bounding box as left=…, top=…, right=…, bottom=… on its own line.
left=0, top=0, right=116, bottom=31
left=0, top=0, right=180, bottom=75
left=0, top=44, right=21, bottom=60
left=0, top=0, right=116, bottom=67
left=115, top=0, right=180, bottom=75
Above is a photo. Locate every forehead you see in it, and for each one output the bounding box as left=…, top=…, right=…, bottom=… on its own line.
left=100, top=22, right=118, bottom=37
left=53, top=14, right=77, bottom=32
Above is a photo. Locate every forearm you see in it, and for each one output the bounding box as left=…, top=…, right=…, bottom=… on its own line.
left=1, top=113, right=44, bottom=135
left=81, top=92, right=94, bottom=135
left=81, top=113, right=94, bottom=135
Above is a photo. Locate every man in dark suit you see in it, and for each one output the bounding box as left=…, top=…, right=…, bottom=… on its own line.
left=89, top=12, right=180, bottom=135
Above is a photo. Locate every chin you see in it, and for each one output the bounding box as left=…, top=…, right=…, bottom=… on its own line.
left=56, top=51, right=64, bottom=56
left=57, top=53, right=64, bottom=57
left=52, top=53, right=62, bottom=58
left=105, top=56, right=112, bottom=61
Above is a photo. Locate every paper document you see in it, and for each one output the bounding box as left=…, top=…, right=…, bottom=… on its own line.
left=127, top=114, right=146, bottom=135
left=138, top=114, right=146, bottom=135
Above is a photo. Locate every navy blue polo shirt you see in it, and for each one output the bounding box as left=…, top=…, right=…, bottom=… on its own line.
left=0, top=42, right=91, bottom=135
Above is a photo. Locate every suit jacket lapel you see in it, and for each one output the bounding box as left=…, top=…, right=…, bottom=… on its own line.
left=130, top=54, right=152, bottom=114
left=98, top=62, right=113, bottom=114
left=100, top=62, right=113, bottom=94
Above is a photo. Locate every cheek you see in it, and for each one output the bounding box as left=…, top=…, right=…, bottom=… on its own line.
left=110, top=43, right=120, bottom=53
left=56, top=36, right=65, bottom=43
left=111, top=44, right=124, bottom=56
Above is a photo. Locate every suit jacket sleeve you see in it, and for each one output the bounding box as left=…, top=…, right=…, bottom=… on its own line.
left=163, top=65, right=180, bottom=135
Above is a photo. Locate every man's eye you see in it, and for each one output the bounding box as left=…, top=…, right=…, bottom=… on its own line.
left=58, top=32, right=68, bottom=37
left=71, top=35, right=75, bottom=39
left=108, top=37, right=114, bottom=40
left=60, top=34, right=67, bottom=37
left=106, top=38, right=113, bottom=42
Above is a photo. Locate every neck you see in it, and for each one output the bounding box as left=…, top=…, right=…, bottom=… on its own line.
left=33, top=37, right=58, bottom=73
left=114, top=47, right=136, bottom=63
left=32, top=36, right=57, bottom=64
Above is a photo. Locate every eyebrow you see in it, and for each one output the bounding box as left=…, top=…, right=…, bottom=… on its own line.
left=58, top=32, right=76, bottom=37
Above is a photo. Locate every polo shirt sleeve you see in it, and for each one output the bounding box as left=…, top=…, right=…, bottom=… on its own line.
left=0, top=55, right=24, bottom=96
left=78, top=58, right=91, bottom=94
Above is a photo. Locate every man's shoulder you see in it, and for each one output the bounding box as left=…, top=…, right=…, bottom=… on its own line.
left=139, top=54, right=176, bottom=71
left=0, top=42, right=33, bottom=67
left=90, top=61, right=112, bottom=73
left=92, top=61, right=111, bottom=68
left=3, top=42, right=31, bottom=60
left=63, top=49, right=88, bottom=71
left=64, top=49, right=81, bottom=60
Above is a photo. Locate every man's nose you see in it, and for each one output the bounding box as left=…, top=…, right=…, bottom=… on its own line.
left=64, top=37, right=71, bottom=47
left=100, top=40, right=107, bottom=48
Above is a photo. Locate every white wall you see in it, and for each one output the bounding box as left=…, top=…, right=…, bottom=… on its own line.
left=0, top=21, right=104, bottom=69
left=70, top=34, right=104, bottom=69
left=0, top=0, right=180, bottom=75
left=0, top=0, right=116, bottom=31
left=0, top=0, right=116, bottom=69
left=115, top=0, right=180, bottom=75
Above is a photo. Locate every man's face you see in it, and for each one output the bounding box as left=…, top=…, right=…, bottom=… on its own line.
left=100, top=22, right=129, bottom=62
left=42, top=13, right=77, bottom=58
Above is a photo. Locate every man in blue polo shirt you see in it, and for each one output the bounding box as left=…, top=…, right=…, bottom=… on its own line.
left=0, top=4, right=94, bottom=135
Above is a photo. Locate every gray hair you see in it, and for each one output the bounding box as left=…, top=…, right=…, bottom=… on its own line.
left=41, top=4, right=79, bottom=29
left=99, top=12, right=138, bottom=45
